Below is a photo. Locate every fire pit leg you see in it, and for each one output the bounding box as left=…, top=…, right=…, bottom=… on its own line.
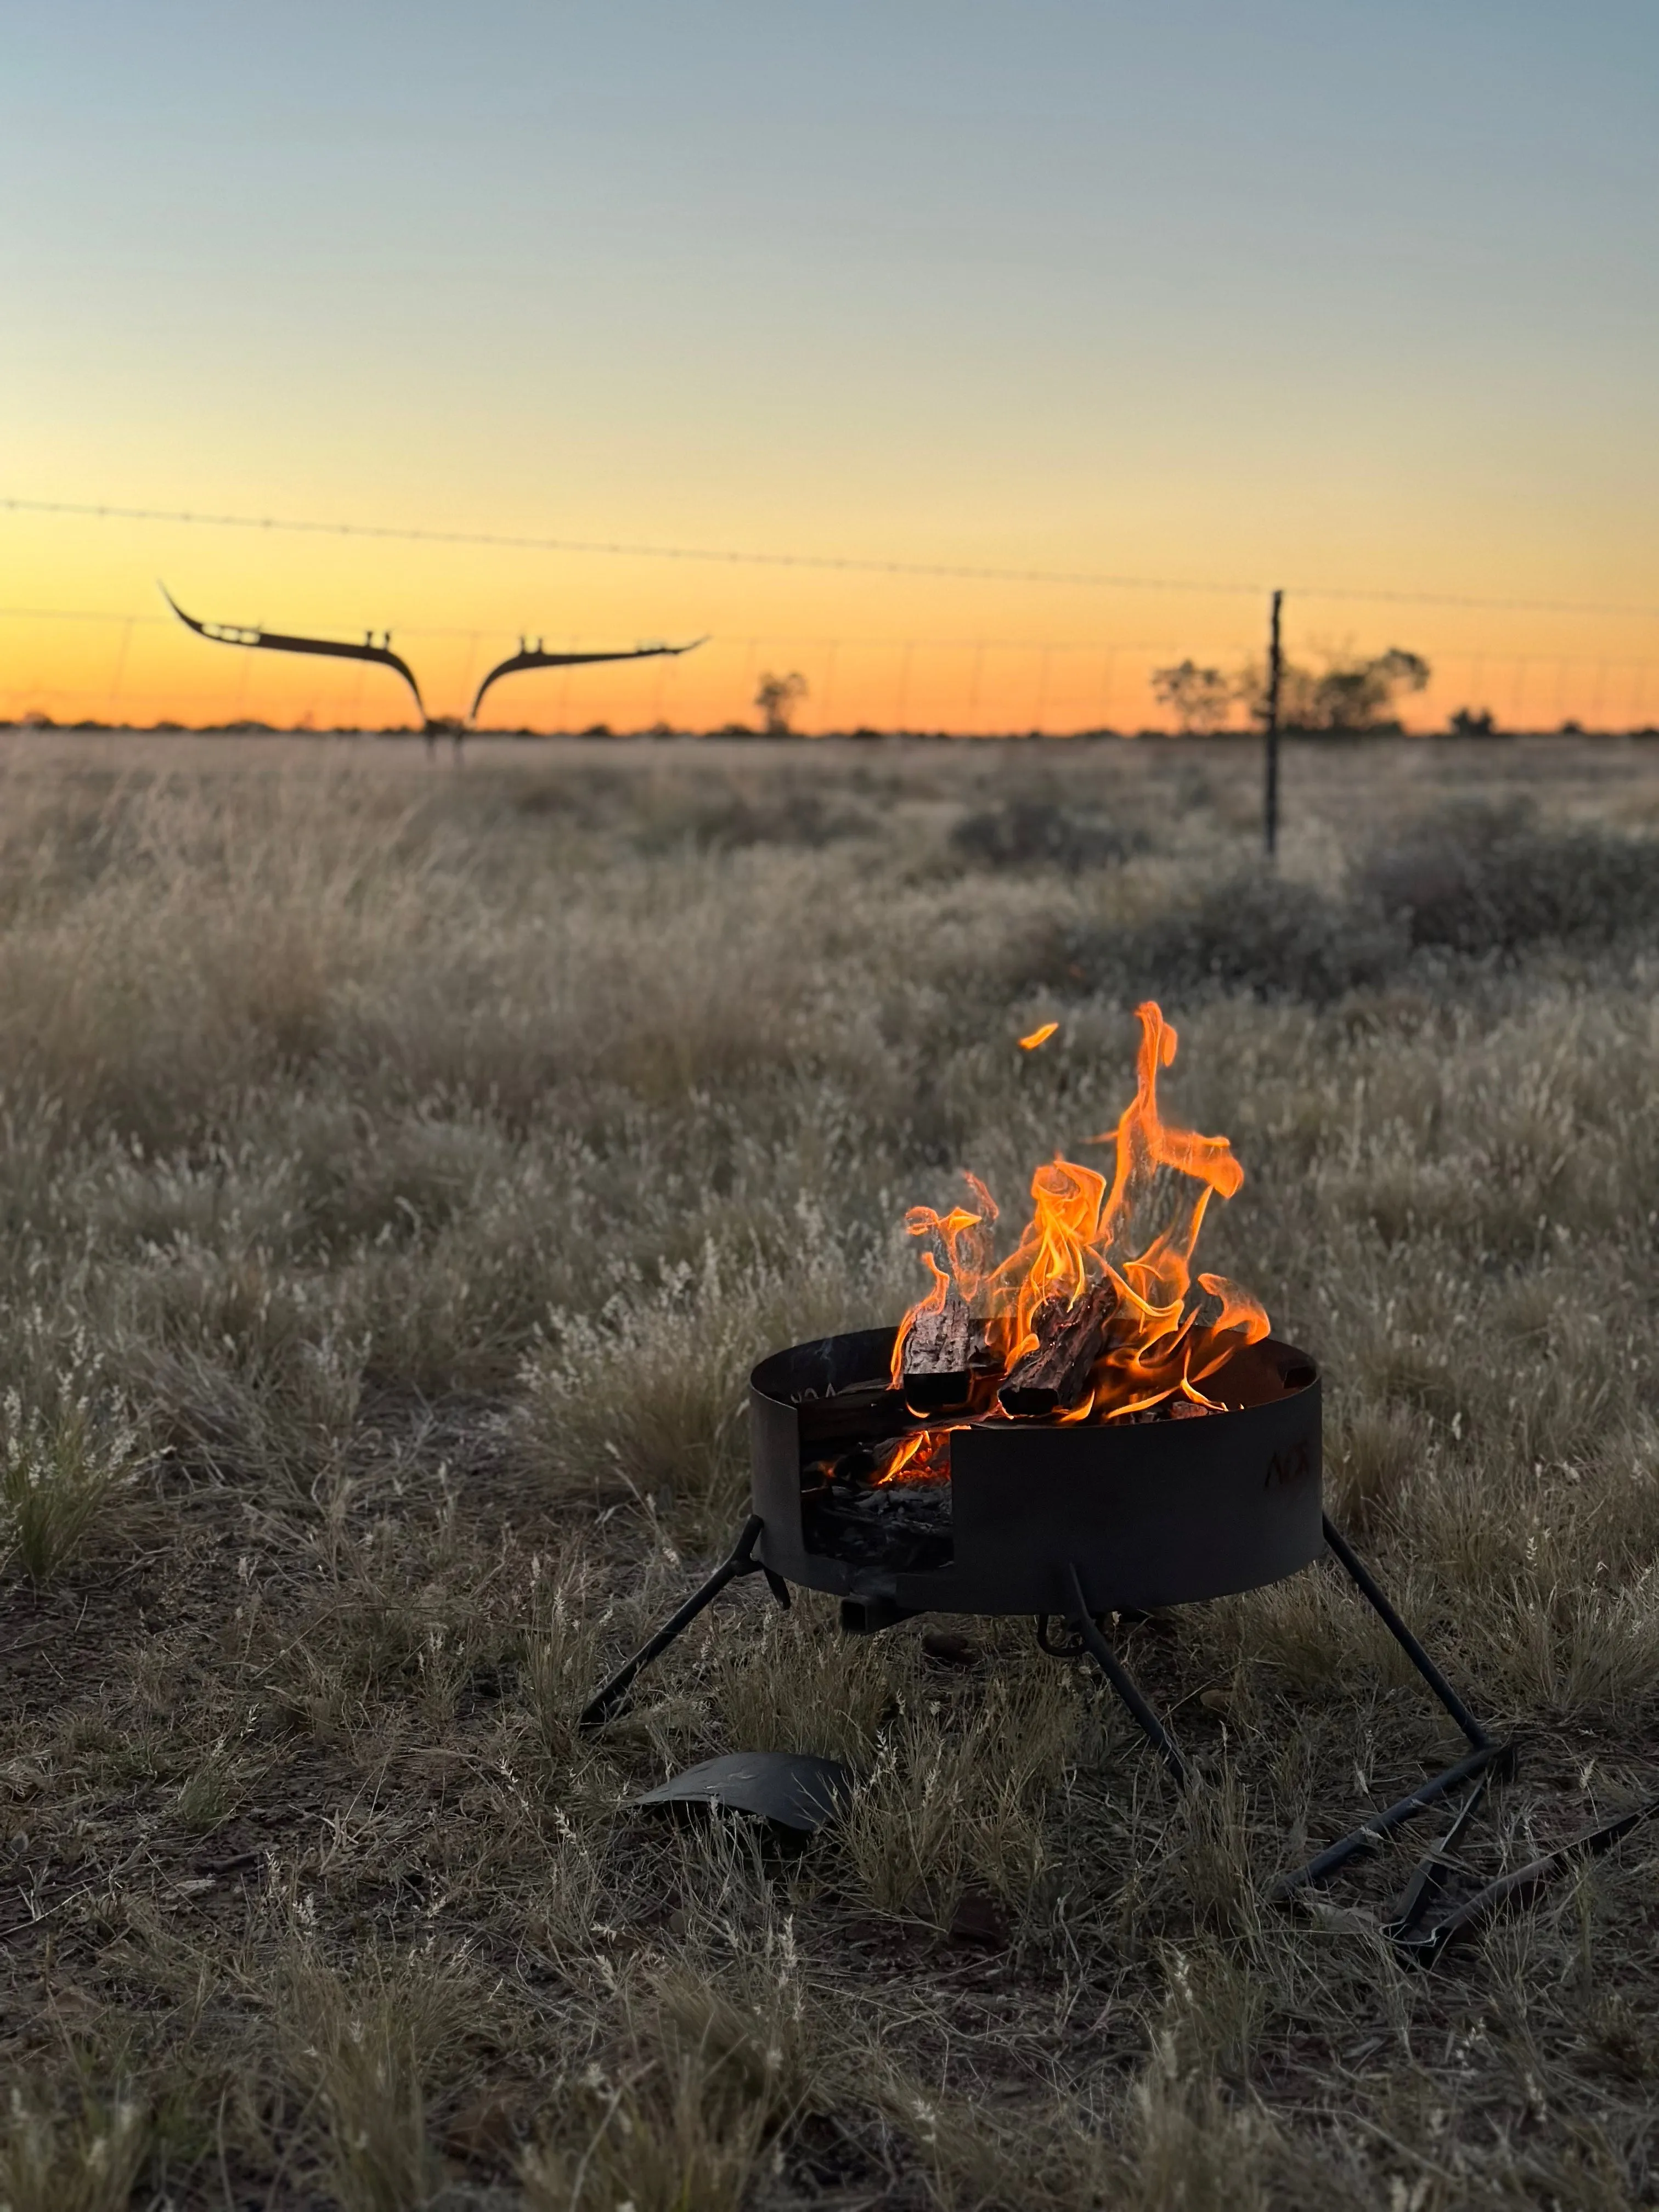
left=1321, top=1516, right=1489, bottom=1752
left=1271, top=1516, right=1513, bottom=1899
left=1065, top=1564, right=1189, bottom=1787
left=579, top=1514, right=769, bottom=1731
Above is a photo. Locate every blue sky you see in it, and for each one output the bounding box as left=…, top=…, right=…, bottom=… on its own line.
left=5, top=2, right=1657, bottom=727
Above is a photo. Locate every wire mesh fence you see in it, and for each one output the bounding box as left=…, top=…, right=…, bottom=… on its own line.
left=4, top=603, right=1658, bottom=738
left=4, top=494, right=1658, bottom=736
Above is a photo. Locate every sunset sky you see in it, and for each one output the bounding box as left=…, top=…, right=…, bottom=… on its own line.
left=5, top=2, right=1658, bottom=732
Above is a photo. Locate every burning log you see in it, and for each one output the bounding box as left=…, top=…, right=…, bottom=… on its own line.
left=998, top=1283, right=1115, bottom=1417
left=795, top=1384, right=913, bottom=1448
left=900, top=1287, right=985, bottom=1413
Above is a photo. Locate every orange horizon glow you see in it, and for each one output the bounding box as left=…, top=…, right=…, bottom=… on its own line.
left=5, top=524, right=1658, bottom=736
left=9, top=10, right=1659, bottom=740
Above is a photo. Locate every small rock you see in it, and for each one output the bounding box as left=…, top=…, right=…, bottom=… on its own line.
left=922, top=1629, right=978, bottom=1668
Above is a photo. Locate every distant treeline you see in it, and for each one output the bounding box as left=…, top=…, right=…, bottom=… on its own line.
left=7, top=713, right=1659, bottom=742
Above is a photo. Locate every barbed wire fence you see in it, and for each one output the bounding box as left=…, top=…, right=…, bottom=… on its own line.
left=3, top=495, right=1658, bottom=739
left=4, top=600, right=1657, bottom=740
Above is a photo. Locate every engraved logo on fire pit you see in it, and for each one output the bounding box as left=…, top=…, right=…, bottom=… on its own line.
left=1263, top=1439, right=1312, bottom=1491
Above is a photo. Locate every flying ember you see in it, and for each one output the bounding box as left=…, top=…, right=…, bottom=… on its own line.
left=882, top=1001, right=1269, bottom=1482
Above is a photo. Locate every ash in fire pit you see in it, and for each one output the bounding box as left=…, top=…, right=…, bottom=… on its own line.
left=803, top=1472, right=953, bottom=1573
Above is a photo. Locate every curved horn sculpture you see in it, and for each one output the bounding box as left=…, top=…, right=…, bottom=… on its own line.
left=470, top=635, right=707, bottom=724
left=160, top=584, right=427, bottom=724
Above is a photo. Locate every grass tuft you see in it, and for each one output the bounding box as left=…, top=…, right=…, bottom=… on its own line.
left=0, top=1324, right=143, bottom=1583
left=0, top=2087, right=150, bottom=2212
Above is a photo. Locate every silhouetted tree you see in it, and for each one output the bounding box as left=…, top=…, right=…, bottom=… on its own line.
left=1151, top=659, right=1231, bottom=734
left=754, top=670, right=809, bottom=736
left=1447, top=706, right=1500, bottom=737
left=1238, top=645, right=1430, bottom=733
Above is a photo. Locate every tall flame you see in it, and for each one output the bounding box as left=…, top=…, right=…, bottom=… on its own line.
left=880, top=1002, right=1268, bottom=1477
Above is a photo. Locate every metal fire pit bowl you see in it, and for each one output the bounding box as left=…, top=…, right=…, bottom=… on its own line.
left=751, top=1327, right=1322, bottom=1622
left=580, top=1327, right=1509, bottom=1903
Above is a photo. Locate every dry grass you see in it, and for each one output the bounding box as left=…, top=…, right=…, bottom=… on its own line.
left=1, top=727, right=1657, bottom=2209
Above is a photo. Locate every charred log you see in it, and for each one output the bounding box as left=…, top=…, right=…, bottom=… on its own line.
left=901, top=1289, right=985, bottom=1412
left=998, top=1283, right=1115, bottom=1417
left=795, top=1384, right=913, bottom=1448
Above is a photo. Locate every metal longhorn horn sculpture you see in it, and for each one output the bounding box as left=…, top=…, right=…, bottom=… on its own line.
left=160, top=584, right=706, bottom=738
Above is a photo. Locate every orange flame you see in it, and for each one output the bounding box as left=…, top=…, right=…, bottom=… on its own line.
left=1019, top=1020, right=1059, bottom=1050
left=888, top=1179, right=999, bottom=1387
left=873, top=1424, right=966, bottom=1485
left=990, top=1156, right=1107, bottom=1364
left=876, top=1002, right=1269, bottom=1478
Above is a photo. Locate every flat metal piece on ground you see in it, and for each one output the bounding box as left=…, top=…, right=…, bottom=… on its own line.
left=633, top=1752, right=851, bottom=1833
left=1392, top=1791, right=1659, bottom=1963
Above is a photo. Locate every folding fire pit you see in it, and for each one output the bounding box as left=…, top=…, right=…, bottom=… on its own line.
left=580, top=1324, right=1504, bottom=1894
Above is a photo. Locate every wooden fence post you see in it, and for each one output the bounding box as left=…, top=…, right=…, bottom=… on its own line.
left=1263, top=589, right=1283, bottom=857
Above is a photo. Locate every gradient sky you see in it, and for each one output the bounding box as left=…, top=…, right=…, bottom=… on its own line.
left=5, top=1, right=1658, bottom=731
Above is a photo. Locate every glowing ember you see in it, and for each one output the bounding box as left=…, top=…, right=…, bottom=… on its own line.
left=877, top=1001, right=1268, bottom=1482
left=1018, top=1019, right=1060, bottom=1051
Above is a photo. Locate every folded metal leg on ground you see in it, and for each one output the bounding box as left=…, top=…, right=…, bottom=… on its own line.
left=1388, top=1792, right=1659, bottom=1963
left=1040, top=1517, right=1508, bottom=1892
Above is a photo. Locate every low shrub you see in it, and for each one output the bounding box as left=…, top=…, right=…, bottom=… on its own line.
left=1077, top=809, right=1659, bottom=1007
left=632, top=780, right=868, bottom=853
left=1095, top=873, right=1406, bottom=1005
left=1357, top=803, right=1659, bottom=955
left=951, top=799, right=1148, bottom=873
